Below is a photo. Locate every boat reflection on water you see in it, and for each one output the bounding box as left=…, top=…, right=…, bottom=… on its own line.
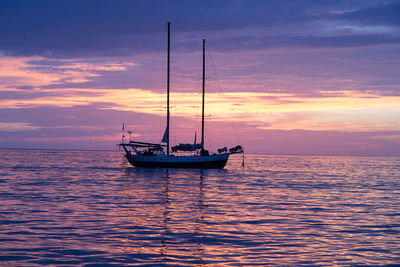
left=160, top=169, right=207, bottom=265
left=120, top=167, right=215, bottom=265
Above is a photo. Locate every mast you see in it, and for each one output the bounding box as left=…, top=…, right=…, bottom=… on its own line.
left=201, top=39, right=205, bottom=148
left=167, top=22, right=171, bottom=155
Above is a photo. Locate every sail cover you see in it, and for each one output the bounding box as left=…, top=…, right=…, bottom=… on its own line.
left=171, top=143, right=203, bottom=152
left=161, top=126, right=168, bottom=143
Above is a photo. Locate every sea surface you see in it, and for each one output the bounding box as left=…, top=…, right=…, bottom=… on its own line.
left=0, top=149, right=399, bottom=266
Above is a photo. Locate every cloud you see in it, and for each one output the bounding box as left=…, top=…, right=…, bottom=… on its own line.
left=2, top=82, right=400, bottom=133
left=369, top=134, right=400, bottom=144
left=242, top=129, right=400, bottom=156
left=0, top=122, right=42, bottom=132
left=1, top=96, right=399, bottom=155
left=1, top=1, right=399, bottom=58
left=211, top=34, right=400, bottom=52
left=0, top=103, right=168, bottom=149
left=0, top=56, right=67, bottom=88
left=0, top=56, right=136, bottom=91
left=338, top=2, right=400, bottom=26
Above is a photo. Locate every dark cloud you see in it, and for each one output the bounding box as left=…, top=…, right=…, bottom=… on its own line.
left=0, top=90, right=53, bottom=99
left=1, top=0, right=399, bottom=58
left=338, top=2, right=400, bottom=26
left=210, top=34, right=400, bottom=52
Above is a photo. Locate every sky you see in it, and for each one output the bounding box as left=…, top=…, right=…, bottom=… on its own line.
left=1, top=0, right=400, bottom=156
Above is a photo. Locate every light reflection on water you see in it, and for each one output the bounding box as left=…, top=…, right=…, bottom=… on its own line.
left=0, top=149, right=399, bottom=265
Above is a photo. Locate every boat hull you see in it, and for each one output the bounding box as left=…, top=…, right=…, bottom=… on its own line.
left=126, top=154, right=230, bottom=169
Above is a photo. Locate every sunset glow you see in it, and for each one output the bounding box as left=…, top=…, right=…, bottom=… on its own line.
left=1, top=1, right=399, bottom=155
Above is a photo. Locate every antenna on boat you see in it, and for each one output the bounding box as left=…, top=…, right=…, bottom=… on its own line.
left=121, top=122, right=125, bottom=144
left=166, top=21, right=171, bottom=156
left=127, top=130, right=132, bottom=142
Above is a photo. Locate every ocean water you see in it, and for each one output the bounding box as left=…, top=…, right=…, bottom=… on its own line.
left=0, top=149, right=399, bottom=266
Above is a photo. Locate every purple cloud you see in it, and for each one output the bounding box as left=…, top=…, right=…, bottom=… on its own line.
left=1, top=0, right=399, bottom=58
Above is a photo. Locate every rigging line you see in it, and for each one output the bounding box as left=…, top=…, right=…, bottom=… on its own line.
left=204, top=44, right=228, bottom=151
left=206, top=116, right=214, bottom=152
left=158, top=27, right=168, bottom=141
left=125, top=25, right=167, bottom=141
left=206, top=43, right=243, bottom=146
left=173, top=22, right=202, bottom=140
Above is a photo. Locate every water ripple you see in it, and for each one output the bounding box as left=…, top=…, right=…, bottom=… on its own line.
left=0, top=149, right=399, bottom=265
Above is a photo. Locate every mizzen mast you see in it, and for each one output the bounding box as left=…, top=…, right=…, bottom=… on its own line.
left=201, top=39, right=206, bottom=149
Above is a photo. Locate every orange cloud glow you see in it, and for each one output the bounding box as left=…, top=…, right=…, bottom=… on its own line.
left=1, top=86, right=399, bottom=132
left=0, top=56, right=135, bottom=90
left=1, top=55, right=399, bottom=136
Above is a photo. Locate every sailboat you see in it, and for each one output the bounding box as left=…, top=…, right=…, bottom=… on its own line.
left=119, top=22, right=243, bottom=169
